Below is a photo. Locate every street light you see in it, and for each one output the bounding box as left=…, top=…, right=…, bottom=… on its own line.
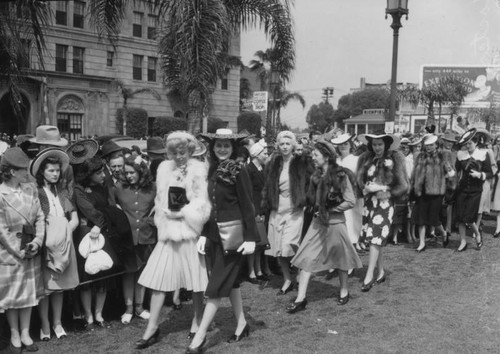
left=266, top=68, right=280, bottom=144
left=386, top=0, right=409, bottom=127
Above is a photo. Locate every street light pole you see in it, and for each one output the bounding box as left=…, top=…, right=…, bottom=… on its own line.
left=386, top=0, right=409, bottom=127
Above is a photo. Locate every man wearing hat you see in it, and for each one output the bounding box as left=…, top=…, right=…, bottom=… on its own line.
left=145, top=137, right=166, bottom=181
left=101, top=140, right=125, bottom=188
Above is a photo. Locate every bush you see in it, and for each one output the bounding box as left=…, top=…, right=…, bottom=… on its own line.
left=152, top=116, right=188, bottom=137
left=237, top=112, right=261, bottom=137
left=116, top=107, right=148, bottom=138
left=207, top=117, right=227, bottom=133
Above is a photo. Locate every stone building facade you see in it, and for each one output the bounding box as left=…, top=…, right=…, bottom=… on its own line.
left=0, top=1, right=240, bottom=140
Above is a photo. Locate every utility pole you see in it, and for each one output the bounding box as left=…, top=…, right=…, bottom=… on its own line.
left=322, top=87, right=334, bottom=103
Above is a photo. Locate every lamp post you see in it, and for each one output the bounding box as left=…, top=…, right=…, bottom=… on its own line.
left=386, top=0, right=409, bottom=128
left=266, top=68, right=280, bottom=144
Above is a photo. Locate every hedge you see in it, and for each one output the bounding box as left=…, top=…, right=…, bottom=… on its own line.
left=152, top=116, right=188, bottom=137
left=116, top=107, right=148, bottom=138
left=237, top=112, right=261, bottom=137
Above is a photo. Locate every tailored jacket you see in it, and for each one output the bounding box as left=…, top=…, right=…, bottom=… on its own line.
left=203, top=163, right=259, bottom=243
left=411, top=150, right=456, bottom=197
left=0, top=183, right=45, bottom=265
left=261, top=153, right=309, bottom=212
left=155, top=159, right=211, bottom=242
left=110, top=182, right=157, bottom=245
left=246, top=161, right=265, bottom=216
left=456, top=149, right=493, bottom=193
left=357, top=150, right=409, bottom=199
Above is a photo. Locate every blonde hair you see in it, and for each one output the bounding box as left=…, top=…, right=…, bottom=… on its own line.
left=165, top=131, right=197, bottom=158
left=277, top=130, right=297, bottom=148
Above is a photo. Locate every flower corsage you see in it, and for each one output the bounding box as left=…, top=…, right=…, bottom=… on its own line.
left=216, top=159, right=241, bottom=185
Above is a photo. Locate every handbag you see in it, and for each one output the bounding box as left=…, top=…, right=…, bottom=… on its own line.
left=168, top=186, right=189, bottom=211
left=21, top=224, right=35, bottom=250
left=217, top=219, right=244, bottom=255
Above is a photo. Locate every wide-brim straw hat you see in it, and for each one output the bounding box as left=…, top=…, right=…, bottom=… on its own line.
left=330, top=133, right=354, bottom=145
left=199, top=128, right=248, bottom=142
left=29, top=147, right=70, bottom=177
left=358, top=133, right=400, bottom=151
left=192, top=139, right=207, bottom=157
left=29, top=125, right=68, bottom=147
left=422, top=134, right=438, bottom=145
left=475, top=127, right=492, bottom=144
left=458, top=128, right=477, bottom=145
left=66, top=139, right=99, bottom=165
left=408, top=136, right=423, bottom=146
left=314, top=138, right=338, bottom=158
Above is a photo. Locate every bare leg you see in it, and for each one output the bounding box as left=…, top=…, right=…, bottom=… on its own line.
left=446, top=205, right=453, bottom=233
left=51, top=292, right=64, bottom=328
left=229, top=288, right=247, bottom=334
left=134, top=275, right=147, bottom=314
left=190, top=292, right=204, bottom=333
left=6, top=309, right=21, bottom=347
left=188, top=298, right=221, bottom=348
left=38, top=297, right=51, bottom=335
left=94, top=288, right=107, bottom=322
left=141, top=290, right=165, bottom=340
left=122, top=273, right=135, bottom=315
left=247, top=255, right=256, bottom=279
left=278, top=257, right=292, bottom=290
left=293, top=270, right=311, bottom=302
left=173, top=288, right=181, bottom=306
left=458, top=223, right=467, bottom=250
left=19, top=307, right=34, bottom=346
left=262, top=255, right=271, bottom=275
left=363, top=244, right=380, bottom=285
left=254, top=251, right=263, bottom=276
left=80, top=288, right=93, bottom=324
left=376, top=250, right=384, bottom=279
left=417, top=225, right=426, bottom=251
left=496, top=212, right=500, bottom=234
left=338, top=270, right=349, bottom=298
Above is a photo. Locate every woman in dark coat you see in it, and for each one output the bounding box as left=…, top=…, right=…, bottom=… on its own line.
left=454, top=128, right=493, bottom=251
left=187, top=129, right=258, bottom=353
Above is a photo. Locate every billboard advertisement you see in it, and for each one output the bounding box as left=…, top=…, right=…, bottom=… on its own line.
left=420, top=65, right=500, bottom=108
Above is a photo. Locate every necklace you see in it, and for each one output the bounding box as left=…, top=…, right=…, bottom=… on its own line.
left=176, top=164, right=187, bottom=181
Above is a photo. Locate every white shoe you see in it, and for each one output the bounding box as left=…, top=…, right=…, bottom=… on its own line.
left=53, top=325, right=67, bottom=339
left=40, top=328, right=51, bottom=341
left=135, top=310, right=150, bottom=320
left=121, top=313, right=133, bottom=324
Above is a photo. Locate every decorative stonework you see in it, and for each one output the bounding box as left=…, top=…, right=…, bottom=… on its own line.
left=57, top=95, right=84, bottom=112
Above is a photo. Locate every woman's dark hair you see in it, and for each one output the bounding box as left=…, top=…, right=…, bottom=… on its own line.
left=35, top=156, right=62, bottom=188
left=74, top=157, right=104, bottom=187
left=122, top=156, right=154, bottom=191
left=0, top=164, right=16, bottom=182
left=208, top=139, right=240, bottom=175
left=366, top=136, right=392, bottom=153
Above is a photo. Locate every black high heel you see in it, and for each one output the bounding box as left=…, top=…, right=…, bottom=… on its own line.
left=375, top=273, right=386, bottom=284
left=286, top=299, right=308, bottom=313
left=416, top=245, right=426, bottom=253
left=185, top=337, right=206, bottom=354
left=276, top=282, right=294, bottom=296
left=227, top=323, right=250, bottom=343
left=476, top=231, right=483, bottom=249
left=493, top=231, right=500, bottom=238
left=135, top=329, right=160, bottom=350
left=337, top=293, right=350, bottom=305
left=361, top=278, right=376, bottom=292
left=187, top=332, right=196, bottom=339
left=457, top=243, right=468, bottom=252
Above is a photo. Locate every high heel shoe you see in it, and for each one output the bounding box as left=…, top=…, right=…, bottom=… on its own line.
left=375, top=273, right=386, bottom=284
left=21, top=342, right=38, bottom=352
left=227, top=323, right=250, bottom=342
left=457, top=243, right=468, bottom=252
left=187, top=332, right=196, bottom=339
left=40, top=328, right=50, bottom=341
left=135, top=329, right=160, bottom=350
left=286, top=299, right=308, bottom=314
left=337, top=293, right=350, bottom=305
left=416, top=245, right=426, bottom=253
left=443, top=232, right=451, bottom=248
left=276, top=282, right=294, bottom=296
left=185, top=337, right=206, bottom=353
left=53, top=325, right=67, bottom=339
left=361, top=278, right=376, bottom=292
left=476, top=232, right=483, bottom=249
left=493, top=231, right=500, bottom=238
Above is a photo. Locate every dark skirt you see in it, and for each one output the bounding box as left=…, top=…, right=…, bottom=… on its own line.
left=412, top=194, right=444, bottom=226
left=136, top=243, right=155, bottom=271
left=454, top=190, right=482, bottom=224
left=205, top=240, right=243, bottom=298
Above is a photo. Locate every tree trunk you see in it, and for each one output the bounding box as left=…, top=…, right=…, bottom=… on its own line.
left=122, top=103, right=128, bottom=136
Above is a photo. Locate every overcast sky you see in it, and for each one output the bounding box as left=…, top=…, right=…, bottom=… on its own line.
left=240, top=0, right=500, bottom=129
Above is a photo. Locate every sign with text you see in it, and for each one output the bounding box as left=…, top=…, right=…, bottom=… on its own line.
left=421, top=65, right=500, bottom=108
left=252, top=91, right=268, bottom=112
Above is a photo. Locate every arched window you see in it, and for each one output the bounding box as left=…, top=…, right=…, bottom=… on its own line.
left=57, top=95, right=84, bottom=141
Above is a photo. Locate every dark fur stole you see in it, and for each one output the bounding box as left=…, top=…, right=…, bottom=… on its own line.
left=412, top=150, right=455, bottom=196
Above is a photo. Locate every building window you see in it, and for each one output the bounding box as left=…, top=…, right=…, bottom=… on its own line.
left=147, top=57, right=157, bottom=82
left=147, top=15, right=157, bottom=39
left=57, top=113, right=83, bottom=141
left=133, top=55, right=143, bottom=80
left=73, top=47, right=84, bottom=74
left=55, top=1, right=67, bottom=26
left=221, top=70, right=229, bottom=90
left=55, top=44, right=68, bottom=72
left=107, top=51, right=114, bottom=67
left=133, top=12, right=143, bottom=37
left=73, top=1, right=85, bottom=28
left=18, top=39, right=31, bottom=69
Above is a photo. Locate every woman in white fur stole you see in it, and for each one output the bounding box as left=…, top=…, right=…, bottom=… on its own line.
left=136, top=131, right=211, bottom=350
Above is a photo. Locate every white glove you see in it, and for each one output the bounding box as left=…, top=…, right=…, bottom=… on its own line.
left=237, top=241, right=256, bottom=255
left=197, top=236, right=207, bottom=255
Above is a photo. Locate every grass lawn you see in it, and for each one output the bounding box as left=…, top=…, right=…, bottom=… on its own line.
left=2, top=220, right=500, bottom=353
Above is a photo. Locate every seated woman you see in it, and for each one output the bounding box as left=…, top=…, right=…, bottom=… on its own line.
left=31, top=148, right=79, bottom=340
left=0, top=148, right=45, bottom=352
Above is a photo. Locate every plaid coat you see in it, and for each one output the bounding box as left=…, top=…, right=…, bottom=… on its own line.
left=0, top=182, right=45, bottom=310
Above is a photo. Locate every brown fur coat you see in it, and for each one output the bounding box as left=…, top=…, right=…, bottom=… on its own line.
left=261, top=153, right=309, bottom=212
left=412, top=150, right=456, bottom=196
left=356, top=150, right=409, bottom=198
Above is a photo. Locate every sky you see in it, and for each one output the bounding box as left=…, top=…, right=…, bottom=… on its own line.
left=240, top=0, right=500, bottom=129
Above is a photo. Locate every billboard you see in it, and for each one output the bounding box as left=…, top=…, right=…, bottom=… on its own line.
left=420, top=65, right=500, bottom=108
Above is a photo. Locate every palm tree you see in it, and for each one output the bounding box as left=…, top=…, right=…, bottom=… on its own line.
left=275, top=89, right=305, bottom=130
left=113, top=80, right=161, bottom=136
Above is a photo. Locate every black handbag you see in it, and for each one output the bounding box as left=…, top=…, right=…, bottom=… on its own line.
left=168, top=186, right=189, bottom=211
left=217, top=219, right=244, bottom=255
left=21, top=224, right=35, bottom=250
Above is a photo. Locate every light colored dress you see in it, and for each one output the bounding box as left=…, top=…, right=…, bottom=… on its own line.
left=266, top=161, right=304, bottom=257
left=337, top=154, right=363, bottom=244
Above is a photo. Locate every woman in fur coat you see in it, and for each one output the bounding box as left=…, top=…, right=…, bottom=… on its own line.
left=262, top=131, right=309, bottom=295
left=411, top=134, right=456, bottom=252
left=287, top=140, right=362, bottom=313
left=357, top=133, right=408, bottom=292
left=136, top=131, right=211, bottom=350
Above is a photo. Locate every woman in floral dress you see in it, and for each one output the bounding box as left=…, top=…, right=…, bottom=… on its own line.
left=357, top=133, right=408, bottom=292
